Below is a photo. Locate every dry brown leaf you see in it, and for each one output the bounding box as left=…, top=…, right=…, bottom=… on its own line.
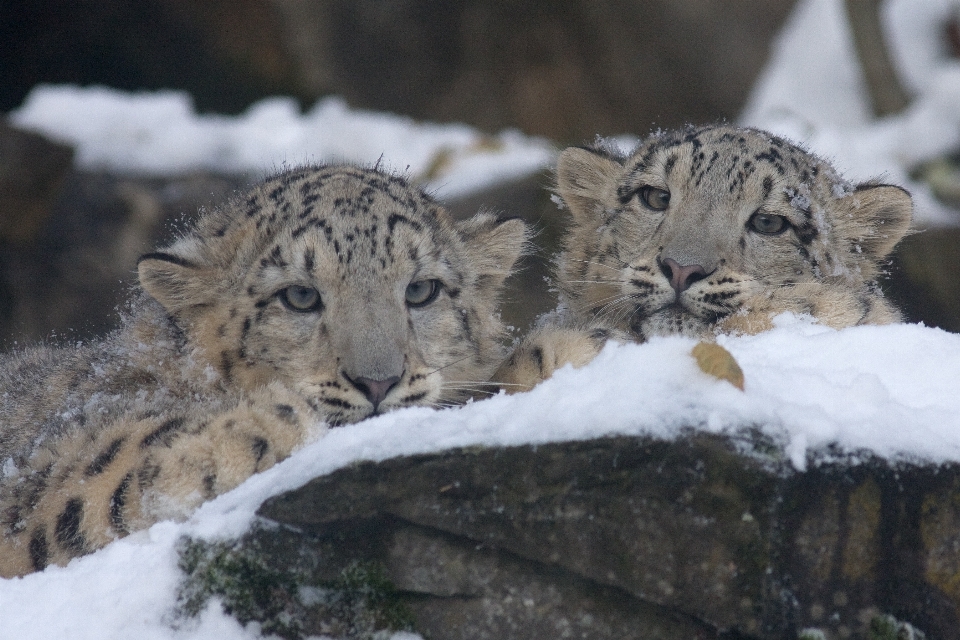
left=692, top=342, right=744, bottom=391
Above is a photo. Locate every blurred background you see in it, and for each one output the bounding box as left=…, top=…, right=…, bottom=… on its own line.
left=0, top=0, right=796, bottom=140
left=2, top=0, right=960, bottom=344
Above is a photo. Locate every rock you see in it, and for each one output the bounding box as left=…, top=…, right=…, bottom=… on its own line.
left=170, top=433, right=960, bottom=638
left=0, top=0, right=297, bottom=115
left=0, top=120, right=73, bottom=244
left=250, top=434, right=781, bottom=638
left=445, top=172, right=561, bottom=332
left=886, top=228, right=960, bottom=333
left=0, top=170, right=249, bottom=344
left=263, top=0, right=796, bottom=140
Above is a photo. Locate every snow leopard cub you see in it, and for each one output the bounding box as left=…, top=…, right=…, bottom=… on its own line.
left=0, top=164, right=527, bottom=576
left=494, top=125, right=912, bottom=392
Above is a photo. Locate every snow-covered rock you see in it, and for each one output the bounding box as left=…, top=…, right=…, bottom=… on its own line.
left=9, top=85, right=555, bottom=202
left=3, top=317, right=960, bottom=638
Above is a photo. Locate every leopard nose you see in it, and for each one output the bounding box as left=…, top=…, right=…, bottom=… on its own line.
left=660, top=258, right=708, bottom=293
left=345, top=374, right=401, bottom=411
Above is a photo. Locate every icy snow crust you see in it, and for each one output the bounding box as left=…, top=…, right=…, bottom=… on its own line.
left=9, top=85, right=555, bottom=201
left=741, top=0, right=960, bottom=225
left=3, top=316, right=960, bottom=639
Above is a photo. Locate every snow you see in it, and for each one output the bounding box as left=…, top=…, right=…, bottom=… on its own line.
left=4, top=316, right=960, bottom=638
left=5, top=4, right=960, bottom=633
left=741, top=0, right=960, bottom=226
left=9, top=86, right=555, bottom=201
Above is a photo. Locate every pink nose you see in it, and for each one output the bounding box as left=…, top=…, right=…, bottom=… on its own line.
left=346, top=375, right=401, bottom=411
left=660, top=258, right=708, bottom=293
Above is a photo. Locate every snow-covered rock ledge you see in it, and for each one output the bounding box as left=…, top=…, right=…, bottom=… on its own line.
left=3, top=317, right=960, bottom=639
left=250, top=432, right=953, bottom=639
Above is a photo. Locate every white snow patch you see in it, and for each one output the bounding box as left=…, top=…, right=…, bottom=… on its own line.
left=3, top=318, right=960, bottom=638
left=9, top=85, right=556, bottom=201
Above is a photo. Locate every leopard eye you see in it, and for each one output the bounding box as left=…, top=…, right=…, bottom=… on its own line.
left=405, top=279, right=441, bottom=307
left=638, top=186, right=670, bottom=211
left=747, top=212, right=789, bottom=235
left=280, top=285, right=322, bottom=312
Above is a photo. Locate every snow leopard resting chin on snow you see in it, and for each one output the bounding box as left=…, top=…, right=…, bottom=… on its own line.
left=493, top=124, right=912, bottom=393
left=0, top=164, right=528, bottom=577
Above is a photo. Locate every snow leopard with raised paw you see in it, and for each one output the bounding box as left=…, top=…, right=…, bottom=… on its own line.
left=0, top=164, right=528, bottom=576
left=493, top=125, right=912, bottom=393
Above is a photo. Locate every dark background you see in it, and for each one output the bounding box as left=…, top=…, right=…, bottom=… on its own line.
left=1, top=0, right=796, bottom=141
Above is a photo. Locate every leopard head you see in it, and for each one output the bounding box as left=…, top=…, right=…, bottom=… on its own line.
left=138, top=165, right=527, bottom=424
left=554, top=126, right=912, bottom=338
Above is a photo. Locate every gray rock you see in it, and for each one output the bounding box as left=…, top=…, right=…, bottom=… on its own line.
left=0, top=120, right=73, bottom=244
left=176, top=433, right=957, bottom=639
left=886, top=228, right=960, bottom=333
left=0, top=168, right=250, bottom=344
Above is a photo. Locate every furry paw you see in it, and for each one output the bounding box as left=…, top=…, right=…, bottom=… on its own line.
left=491, top=326, right=620, bottom=393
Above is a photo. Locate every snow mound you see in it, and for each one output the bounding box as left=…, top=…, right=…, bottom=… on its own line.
left=9, top=85, right=555, bottom=201
left=3, top=317, right=960, bottom=639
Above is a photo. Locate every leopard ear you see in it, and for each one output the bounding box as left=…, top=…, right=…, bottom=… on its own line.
left=840, top=183, right=913, bottom=260
left=556, top=146, right=623, bottom=223
left=456, top=213, right=530, bottom=291
left=138, top=245, right=214, bottom=317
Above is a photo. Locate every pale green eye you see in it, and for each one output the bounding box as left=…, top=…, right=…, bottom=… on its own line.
left=405, top=279, right=440, bottom=307
left=280, top=285, right=322, bottom=312
left=747, top=212, right=789, bottom=235
left=638, top=186, right=670, bottom=211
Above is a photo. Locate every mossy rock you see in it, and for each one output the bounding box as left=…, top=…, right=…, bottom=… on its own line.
left=171, top=433, right=960, bottom=638
left=176, top=534, right=413, bottom=639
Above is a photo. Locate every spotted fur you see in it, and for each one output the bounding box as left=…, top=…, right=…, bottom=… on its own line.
left=0, top=164, right=527, bottom=576
left=494, top=125, right=912, bottom=391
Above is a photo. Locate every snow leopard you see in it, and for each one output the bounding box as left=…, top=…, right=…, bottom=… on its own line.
left=494, top=125, right=912, bottom=392
left=0, top=164, right=528, bottom=576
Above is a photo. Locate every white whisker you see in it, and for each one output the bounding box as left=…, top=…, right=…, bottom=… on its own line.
left=565, top=258, right=623, bottom=273
left=564, top=279, right=624, bottom=285
left=442, top=387, right=499, bottom=397
left=591, top=295, right=635, bottom=324
left=424, top=354, right=475, bottom=376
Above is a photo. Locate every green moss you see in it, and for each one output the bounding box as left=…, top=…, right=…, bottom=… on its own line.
left=177, top=537, right=304, bottom=638
left=868, top=614, right=927, bottom=640
left=176, top=536, right=414, bottom=639
left=796, top=615, right=929, bottom=640
left=295, top=560, right=415, bottom=638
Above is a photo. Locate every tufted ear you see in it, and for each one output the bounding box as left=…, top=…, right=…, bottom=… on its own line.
left=840, top=183, right=913, bottom=260
left=456, top=213, right=530, bottom=291
left=556, top=147, right=623, bottom=223
left=137, top=248, right=215, bottom=317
